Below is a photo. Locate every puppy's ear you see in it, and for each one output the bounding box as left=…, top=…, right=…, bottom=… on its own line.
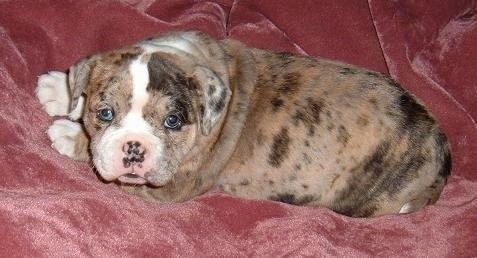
left=192, top=66, right=231, bottom=135
left=67, top=57, right=96, bottom=119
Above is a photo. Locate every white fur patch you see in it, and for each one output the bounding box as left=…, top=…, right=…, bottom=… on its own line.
left=36, top=71, right=70, bottom=116
left=36, top=71, right=84, bottom=120
left=399, top=202, right=414, bottom=214
left=122, top=58, right=152, bottom=130
left=47, top=119, right=83, bottom=158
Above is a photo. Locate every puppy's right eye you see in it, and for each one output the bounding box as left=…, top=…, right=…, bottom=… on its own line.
left=97, top=107, right=115, bottom=122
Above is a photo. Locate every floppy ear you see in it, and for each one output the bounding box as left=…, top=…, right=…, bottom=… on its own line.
left=68, top=57, right=96, bottom=119
left=193, top=66, right=231, bottom=135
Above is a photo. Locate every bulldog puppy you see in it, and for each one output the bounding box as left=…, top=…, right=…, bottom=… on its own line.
left=36, top=31, right=451, bottom=217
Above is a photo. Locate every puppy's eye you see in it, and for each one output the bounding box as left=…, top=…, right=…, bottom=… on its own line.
left=97, top=107, right=115, bottom=122
left=164, top=114, right=182, bottom=130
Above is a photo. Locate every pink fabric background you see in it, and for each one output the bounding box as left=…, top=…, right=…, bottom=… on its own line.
left=0, top=0, right=476, bottom=256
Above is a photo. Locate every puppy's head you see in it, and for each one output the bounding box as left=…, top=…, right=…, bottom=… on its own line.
left=68, top=32, right=231, bottom=186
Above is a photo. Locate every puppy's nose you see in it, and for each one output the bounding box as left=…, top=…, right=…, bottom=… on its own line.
left=122, top=141, right=146, bottom=168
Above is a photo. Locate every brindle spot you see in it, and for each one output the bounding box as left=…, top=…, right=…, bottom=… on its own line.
left=337, top=125, right=350, bottom=146
left=240, top=179, right=250, bottom=186
left=292, top=98, right=324, bottom=136
left=211, top=89, right=227, bottom=113
left=268, top=127, right=291, bottom=168
left=369, top=98, right=378, bottom=109
left=276, top=52, right=296, bottom=67
left=356, top=115, right=370, bottom=127
left=147, top=54, right=194, bottom=124
left=398, top=92, right=434, bottom=129
left=339, top=67, right=357, bottom=75
left=278, top=72, right=301, bottom=95
left=303, top=153, right=312, bottom=165
left=271, top=98, right=285, bottom=111
left=207, top=84, right=216, bottom=96
left=109, top=47, right=142, bottom=65
left=304, top=140, right=310, bottom=147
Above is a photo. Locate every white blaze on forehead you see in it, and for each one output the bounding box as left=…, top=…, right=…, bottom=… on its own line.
left=122, top=58, right=152, bottom=131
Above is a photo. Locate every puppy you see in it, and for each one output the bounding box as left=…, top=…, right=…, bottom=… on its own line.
left=36, top=31, right=451, bottom=217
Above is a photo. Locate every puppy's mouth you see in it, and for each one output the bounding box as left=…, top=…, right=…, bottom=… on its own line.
left=117, top=173, right=148, bottom=185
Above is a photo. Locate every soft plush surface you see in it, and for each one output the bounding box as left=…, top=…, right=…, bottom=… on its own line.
left=1, top=0, right=476, bottom=256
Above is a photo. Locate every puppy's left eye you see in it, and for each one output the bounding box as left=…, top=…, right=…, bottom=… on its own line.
left=97, top=107, right=115, bottom=122
left=164, top=114, right=182, bottom=130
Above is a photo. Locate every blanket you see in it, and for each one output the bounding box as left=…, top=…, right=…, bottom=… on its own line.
left=0, top=0, right=476, bottom=256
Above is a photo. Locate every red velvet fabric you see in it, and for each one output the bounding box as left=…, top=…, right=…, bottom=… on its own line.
left=0, top=0, right=476, bottom=256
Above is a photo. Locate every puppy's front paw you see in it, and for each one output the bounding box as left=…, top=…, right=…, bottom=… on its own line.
left=47, top=119, right=89, bottom=161
left=36, top=71, right=70, bottom=117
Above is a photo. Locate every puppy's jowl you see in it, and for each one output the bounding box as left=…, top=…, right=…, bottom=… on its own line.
left=37, top=31, right=451, bottom=217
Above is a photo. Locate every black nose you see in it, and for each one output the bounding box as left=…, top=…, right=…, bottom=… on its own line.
left=122, top=141, right=146, bottom=168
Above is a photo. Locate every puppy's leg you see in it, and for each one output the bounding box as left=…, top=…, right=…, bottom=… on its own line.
left=47, top=119, right=89, bottom=161
left=37, top=72, right=89, bottom=160
left=36, top=71, right=84, bottom=120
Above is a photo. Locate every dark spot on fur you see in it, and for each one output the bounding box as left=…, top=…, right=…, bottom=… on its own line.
left=276, top=52, right=296, bottom=67
left=302, top=153, right=312, bottom=165
left=356, top=115, right=370, bottom=127
left=271, top=98, right=284, bottom=111
left=268, top=127, right=291, bottom=168
left=304, top=140, right=310, bottom=147
left=269, top=193, right=315, bottom=205
left=369, top=98, right=378, bottom=108
left=278, top=72, right=301, bottom=95
left=240, top=179, right=250, bottom=186
left=292, top=98, right=324, bottom=136
left=295, top=164, right=302, bottom=170
left=211, top=89, right=227, bottom=113
left=339, top=67, right=357, bottom=75
left=337, top=125, right=350, bottom=146
left=147, top=54, right=194, bottom=124
left=398, top=92, right=434, bottom=129
left=268, top=180, right=275, bottom=185
left=109, top=48, right=141, bottom=65
left=120, top=52, right=139, bottom=60
left=302, top=184, right=309, bottom=189
left=207, top=84, right=216, bottom=96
